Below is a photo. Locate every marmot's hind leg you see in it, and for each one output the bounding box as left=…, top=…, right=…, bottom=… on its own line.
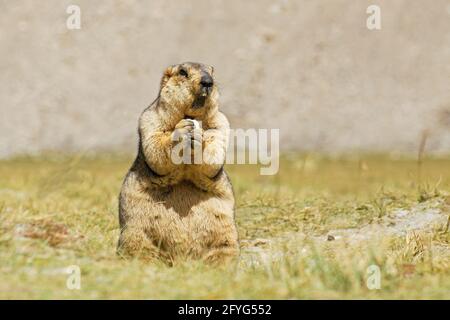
left=117, top=226, right=160, bottom=262
left=203, top=246, right=240, bottom=265
left=202, top=224, right=239, bottom=265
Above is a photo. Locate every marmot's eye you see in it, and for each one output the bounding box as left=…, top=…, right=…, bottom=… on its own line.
left=179, top=69, right=188, bottom=78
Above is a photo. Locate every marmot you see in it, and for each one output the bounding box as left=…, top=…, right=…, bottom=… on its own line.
left=118, top=62, right=239, bottom=265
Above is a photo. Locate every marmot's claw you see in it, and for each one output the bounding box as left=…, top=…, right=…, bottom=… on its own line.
left=188, top=119, right=201, bottom=130
left=175, top=119, right=195, bottom=130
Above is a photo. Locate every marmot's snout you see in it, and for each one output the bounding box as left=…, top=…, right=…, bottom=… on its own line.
left=199, top=72, right=213, bottom=101
left=200, top=71, right=214, bottom=90
left=193, top=69, right=214, bottom=109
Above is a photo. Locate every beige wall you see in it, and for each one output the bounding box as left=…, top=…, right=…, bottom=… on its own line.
left=1, top=0, right=449, bottom=157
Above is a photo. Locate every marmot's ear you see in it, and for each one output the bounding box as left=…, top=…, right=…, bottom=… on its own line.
left=164, top=65, right=176, bottom=77
left=160, top=65, right=175, bottom=88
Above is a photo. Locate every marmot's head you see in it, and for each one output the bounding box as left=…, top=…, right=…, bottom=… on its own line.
left=159, top=62, right=218, bottom=117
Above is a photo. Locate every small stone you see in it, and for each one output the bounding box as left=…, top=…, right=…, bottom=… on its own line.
left=327, top=235, right=335, bottom=241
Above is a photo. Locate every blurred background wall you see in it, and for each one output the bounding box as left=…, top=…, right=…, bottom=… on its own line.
left=1, top=0, right=449, bottom=157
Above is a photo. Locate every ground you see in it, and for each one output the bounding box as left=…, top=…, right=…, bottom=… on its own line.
left=0, top=153, right=448, bottom=299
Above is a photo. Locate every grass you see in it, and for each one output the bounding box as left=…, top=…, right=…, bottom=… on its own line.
left=0, top=153, right=449, bottom=299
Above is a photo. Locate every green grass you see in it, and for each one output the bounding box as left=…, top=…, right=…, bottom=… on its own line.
left=0, top=153, right=449, bottom=299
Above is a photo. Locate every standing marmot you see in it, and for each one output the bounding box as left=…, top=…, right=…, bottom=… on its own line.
left=118, top=62, right=239, bottom=264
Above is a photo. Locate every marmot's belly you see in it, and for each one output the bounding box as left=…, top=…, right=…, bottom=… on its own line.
left=142, top=182, right=236, bottom=256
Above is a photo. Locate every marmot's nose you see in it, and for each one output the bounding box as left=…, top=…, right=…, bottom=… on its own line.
left=200, top=73, right=213, bottom=88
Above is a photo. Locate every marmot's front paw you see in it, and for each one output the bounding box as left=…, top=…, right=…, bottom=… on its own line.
left=171, top=119, right=194, bottom=146
left=173, top=119, right=195, bottom=134
left=172, top=119, right=203, bottom=149
left=190, top=128, right=203, bottom=149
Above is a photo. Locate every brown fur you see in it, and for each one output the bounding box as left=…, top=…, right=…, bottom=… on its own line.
left=117, top=62, right=239, bottom=265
